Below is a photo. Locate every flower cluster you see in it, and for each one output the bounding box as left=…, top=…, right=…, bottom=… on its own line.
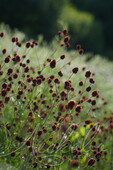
left=0, top=30, right=111, bottom=169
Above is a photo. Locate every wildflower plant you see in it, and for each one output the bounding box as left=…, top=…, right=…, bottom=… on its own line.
left=0, top=26, right=112, bottom=170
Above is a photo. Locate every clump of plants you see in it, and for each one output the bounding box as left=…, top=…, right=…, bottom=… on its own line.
left=0, top=29, right=113, bottom=170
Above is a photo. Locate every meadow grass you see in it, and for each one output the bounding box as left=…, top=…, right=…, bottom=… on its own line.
left=0, top=24, right=113, bottom=170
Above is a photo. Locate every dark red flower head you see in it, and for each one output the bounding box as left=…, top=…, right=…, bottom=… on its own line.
left=78, top=49, right=84, bottom=55
left=0, top=32, right=4, bottom=37
left=85, top=70, right=91, bottom=78
left=50, top=60, right=56, bottom=68
left=60, top=54, right=65, bottom=60
left=88, top=158, right=96, bottom=166
left=92, top=90, right=99, bottom=97
left=76, top=44, right=81, bottom=50
left=63, top=29, right=68, bottom=35
left=72, top=67, right=79, bottom=74
left=67, top=100, right=76, bottom=110
left=26, top=41, right=31, bottom=48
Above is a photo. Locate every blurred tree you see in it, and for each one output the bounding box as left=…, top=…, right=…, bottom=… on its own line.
left=0, top=0, right=112, bottom=58
left=71, top=0, right=113, bottom=58
left=0, top=0, right=68, bottom=39
left=60, top=5, right=104, bottom=54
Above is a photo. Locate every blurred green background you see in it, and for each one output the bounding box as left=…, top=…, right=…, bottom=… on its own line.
left=0, top=0, right=113, bottom=59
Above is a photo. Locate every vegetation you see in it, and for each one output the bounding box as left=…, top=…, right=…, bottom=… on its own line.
left=71, top=0, right=113, bottom=58
left=0, top=25, right=113, bottom=169
left=59, top=4, right=104, bottom=53
left=0, top=0, right=113, bottom=58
